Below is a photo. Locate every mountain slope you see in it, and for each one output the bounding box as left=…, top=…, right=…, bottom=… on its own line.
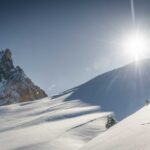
left=80, top=104, right=150, bottom=150
left=0, top=49, right=47, bottom=105
left=53, top=59, right=150, bottom=120
left=0, top=94, right=112, bottom=150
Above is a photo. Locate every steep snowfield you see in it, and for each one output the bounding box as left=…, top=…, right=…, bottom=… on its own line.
left=0, top=94, right=111, bottom=150
left=80, top=104, right=150, bottom=150
left=53, top=59, right=150, bottom=120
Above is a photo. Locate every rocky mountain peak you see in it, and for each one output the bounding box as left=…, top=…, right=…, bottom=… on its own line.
left=0, top=49, right=47, bottom=105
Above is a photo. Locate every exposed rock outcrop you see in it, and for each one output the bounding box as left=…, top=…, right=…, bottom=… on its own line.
left=0, top=49, right=47, bottom=105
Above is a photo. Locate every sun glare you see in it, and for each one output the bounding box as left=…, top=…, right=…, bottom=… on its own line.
left=122, top=30, right=148, bottom=62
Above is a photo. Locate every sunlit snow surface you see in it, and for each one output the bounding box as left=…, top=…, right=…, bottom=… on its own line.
left=0, top=94, right=111, bottom=150
left=81, top=104, right=150, bottom=150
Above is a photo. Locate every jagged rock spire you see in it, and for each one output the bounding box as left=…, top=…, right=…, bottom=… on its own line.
left=0, top=49, right=47, bottom=105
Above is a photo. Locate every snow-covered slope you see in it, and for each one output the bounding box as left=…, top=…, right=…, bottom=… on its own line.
left=80, top=104, right=150, bottom=150
left=53, top=59, right=150, bottom=120
left=0, top=94, right=112, bottom=150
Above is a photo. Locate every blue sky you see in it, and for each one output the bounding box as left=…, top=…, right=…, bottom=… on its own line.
left=0, top=0, right=150, bottom=96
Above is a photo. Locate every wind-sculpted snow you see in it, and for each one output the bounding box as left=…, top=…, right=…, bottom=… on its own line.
left=0, top=95, right=111, bottom=150
left=80, top=104, right=150, bottom=150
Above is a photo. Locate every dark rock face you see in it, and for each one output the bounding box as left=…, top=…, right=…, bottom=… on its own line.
left=0, top=49, right=47, bottom=105
left=105, top=116, right=116, bottom=129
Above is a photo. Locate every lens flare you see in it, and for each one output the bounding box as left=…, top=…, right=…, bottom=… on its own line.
left=122, top=30, right=148, bottom=62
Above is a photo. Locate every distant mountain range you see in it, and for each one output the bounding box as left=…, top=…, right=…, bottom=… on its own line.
left=53, top=59, right=150, bottom=120
left=0, top=49, right=47, bottom=105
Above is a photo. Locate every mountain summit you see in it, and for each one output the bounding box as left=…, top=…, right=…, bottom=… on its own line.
left=0, top=49, right=47, bottom=105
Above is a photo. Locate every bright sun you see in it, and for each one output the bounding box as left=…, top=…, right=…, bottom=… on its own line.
left=122, top=30, right=148, bottom=62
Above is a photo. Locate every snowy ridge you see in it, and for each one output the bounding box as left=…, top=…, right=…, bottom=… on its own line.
left=0, top=94, right=111, bottom=150
left=53, top=59, right=150, bottom=120
left=80, top=104, right=150, bottom=150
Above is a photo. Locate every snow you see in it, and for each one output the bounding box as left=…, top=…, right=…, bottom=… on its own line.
left=56, top=59, right=150, bottom=120
left=80, top=104, right=150, bottom=150
left=0, top=94, right=111, bottom=150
